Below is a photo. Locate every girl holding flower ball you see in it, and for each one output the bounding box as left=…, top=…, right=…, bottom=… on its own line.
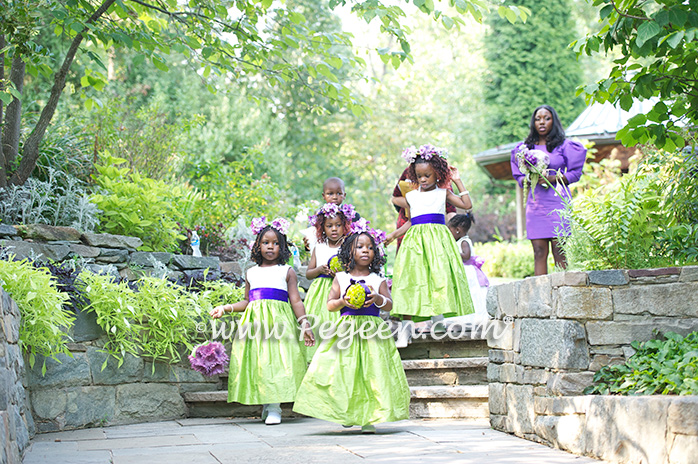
left=293, top=226, right=410, bottom=433
left=511, top=105, right=587, bottom=275
left=210, top=217, right=314, bottom=426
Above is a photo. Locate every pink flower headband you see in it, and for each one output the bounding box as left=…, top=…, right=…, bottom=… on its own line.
left=350, top=218, right=387, bottom=246
left=308, top=203, right=357, bottom=227
left=250, top=216, right=290, bottom=235
left=401, top=144, right=449, bottom=164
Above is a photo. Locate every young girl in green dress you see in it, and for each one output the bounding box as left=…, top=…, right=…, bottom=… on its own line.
left=293, top=227, right=410, bottom=433
left=210, top=217, right=314, bottom=425
left=303, top=203, right=356, bottom=362
left=385, top=144, right=475, bottom=346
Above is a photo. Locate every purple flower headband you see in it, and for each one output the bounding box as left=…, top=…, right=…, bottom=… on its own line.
left=401, top=144, right=449, bottom=164
left=250, top=216, right=290, bottom=235
left=350, top=218, right=387, bottom=246
left=308, top=203, right=358, bottom=227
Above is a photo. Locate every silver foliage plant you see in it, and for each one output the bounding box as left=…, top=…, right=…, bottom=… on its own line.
left=0, top=169, right=101, bottom=232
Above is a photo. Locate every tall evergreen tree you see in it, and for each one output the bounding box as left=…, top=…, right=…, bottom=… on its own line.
left=483, top=0, right=584, bottom=146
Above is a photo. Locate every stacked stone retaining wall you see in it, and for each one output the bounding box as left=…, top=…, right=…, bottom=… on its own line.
left=0, top=224, right=237, bottom=281
left=487, top=266, right=698, bottom=463
left=0, top=289, right=33, bottom=464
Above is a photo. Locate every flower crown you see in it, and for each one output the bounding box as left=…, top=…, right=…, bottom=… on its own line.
left=350, top=218, right=387, bottom=245
left=308, top=203, right=357, bottom=227
left=250, top=216, right=290, bottom=235
left=401, top=144, right=449, bottom=164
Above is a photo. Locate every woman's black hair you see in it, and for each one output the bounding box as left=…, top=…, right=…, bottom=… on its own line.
left=250, top=226, right=292, bottom=265
left=448, top=213, right=474, bottom=232
left=337, top=232, right=386, bottom=274
left=524, top=105, right=566, bottom=152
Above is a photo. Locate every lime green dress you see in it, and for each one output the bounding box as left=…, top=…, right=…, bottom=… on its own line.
left=293, top=272, right=410, bottom=426
left=392, top=188, right=474, bottom=318
left=303, top=242, right=342, bottom=363
left=227, top=264, right=307, bottom=405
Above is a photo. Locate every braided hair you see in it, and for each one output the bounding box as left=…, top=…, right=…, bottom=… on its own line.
left=408, top=155, right=452, bottom=189
left=448, top=213, right=474, bottom=234
left=337, top=232, right=386, bottom=274
left=524, top=105, right=566, bottom=152
left=250, top=226, right=292, bottom=265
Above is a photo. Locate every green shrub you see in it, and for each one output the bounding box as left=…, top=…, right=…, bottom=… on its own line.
left=477, top=240, right=535, bottom=279
left=80, top=270, right=242, bottom=368
left=91, top=154, right=187, bottom=251
left=585, top=332, right=698, bottom=396
left=0, top=256, right=74, bottom=372
left=0, top=169, right=100, bottom=231
left=560, top=148, right=698, bottom=270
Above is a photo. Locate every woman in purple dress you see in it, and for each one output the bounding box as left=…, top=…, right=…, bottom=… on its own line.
left=510, top=105, right=587, bottom=275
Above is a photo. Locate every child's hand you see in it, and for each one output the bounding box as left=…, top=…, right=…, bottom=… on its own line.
left=342, top=294, right=358, bottom=310
left=210, top=305, right=227, bottom=319
left=363, top=292, right=378, bottom=307
left=300, top=320, right=315, bottom=346
left=385, top=233, right=396, bottom=246
left=319, top=264, right=331, bottom=275
left=302, top=236, right=310, bottom=251
left=449, top=165, right=461, bottom=180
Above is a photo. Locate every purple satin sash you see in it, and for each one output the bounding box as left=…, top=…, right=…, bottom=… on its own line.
left=317, top=274, right=332, bottom=279
left=249, top=288, right=289, bottom=302
left=341, top=304, right=380, bottom=317
left=464, top=255, right=490, bottom=287
left=411, top=213, right=445, bottom=225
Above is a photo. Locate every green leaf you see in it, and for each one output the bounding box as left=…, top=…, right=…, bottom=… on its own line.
left=666, top=30, right=684, bottom=48
left=442, top=16, right=454, bottom=29
left=636, top=21, right=661, bottom=47
left=152, top=57, right=169, bottom=72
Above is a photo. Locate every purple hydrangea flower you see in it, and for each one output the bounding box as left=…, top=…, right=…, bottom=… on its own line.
left=189, top=341, right=229, bottom=377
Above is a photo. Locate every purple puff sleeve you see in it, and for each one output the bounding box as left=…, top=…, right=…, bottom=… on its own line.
left=560, top=139, right=587, bottom=185
left=510, top=142, right=526, bottom=188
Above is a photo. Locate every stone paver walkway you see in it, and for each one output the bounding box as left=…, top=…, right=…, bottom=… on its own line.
left=24, top=417, right=601, bottom=463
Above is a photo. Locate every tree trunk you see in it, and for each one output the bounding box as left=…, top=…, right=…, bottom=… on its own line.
left=2, top=55, right=25, bottom=169
left=0, top=34, right=6, bottom=188
left=9, top=0, right=116, bottom=186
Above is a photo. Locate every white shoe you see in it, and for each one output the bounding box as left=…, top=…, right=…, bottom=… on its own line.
left=395, top=321, right=413, bottom=348
left=361, top=424, right=376, bottom=434
left=264, top=403, right=282, bottom=425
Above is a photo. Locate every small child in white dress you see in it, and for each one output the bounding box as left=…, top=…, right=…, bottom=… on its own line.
left=448, top=213, right=490, bottom=324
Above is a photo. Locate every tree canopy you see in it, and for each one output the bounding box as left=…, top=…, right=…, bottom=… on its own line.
left=0, top=0, right=529, bottom=187
left=575, top=0, right=698, bottom=151
left=483, top=0, right=584, bottom=146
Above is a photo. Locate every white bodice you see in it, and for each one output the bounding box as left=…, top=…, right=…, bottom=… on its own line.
left=314, top=242, right=340, bottom=266
left=246, top=264, right=290, bottom=291
left=457, top=236, right=474, bottom=255
left=406, top=187, right=447, bottom=218
left=336, top=272, right=384, bottom=295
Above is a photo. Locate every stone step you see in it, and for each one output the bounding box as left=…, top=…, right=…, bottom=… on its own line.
left=398, top=330, right=489, bottom=360
left=215, top=357, right=488, bottom=387
left=402, top=357, right=488, bottom=386
left=409, top=385, right=490, bottom=419
left=184, top=385, right=489, bottom=419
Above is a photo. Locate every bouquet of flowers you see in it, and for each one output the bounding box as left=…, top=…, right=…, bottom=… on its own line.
left=188, top=341, right=229, bottom=376
left=515, top=146, right=550, bottom=202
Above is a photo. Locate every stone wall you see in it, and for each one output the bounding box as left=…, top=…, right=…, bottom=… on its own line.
left=486, top=266, right=698, bottom=463
left=27, top=343, right=221, bottom=432
left=0, top=224, right=237, bottom=282
left=0, top=289, right=34, bottom=464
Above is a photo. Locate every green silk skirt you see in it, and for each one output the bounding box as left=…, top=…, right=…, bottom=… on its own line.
left=392, top=223, right=474, bottom=318
left=292, top=315, right=410, bottom=426
left=303, top=277, right=340, bottom=363
left=227, top=299, right=307, bottom=405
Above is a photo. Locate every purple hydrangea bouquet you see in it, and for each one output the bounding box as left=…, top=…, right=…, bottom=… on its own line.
left=515, top=146, right=550, bottom=202
left=188, top=341, right=229, bottom=376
